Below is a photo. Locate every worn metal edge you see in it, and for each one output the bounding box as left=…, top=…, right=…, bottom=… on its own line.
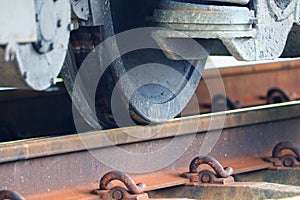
left=1, top=101, right=300, bottom=164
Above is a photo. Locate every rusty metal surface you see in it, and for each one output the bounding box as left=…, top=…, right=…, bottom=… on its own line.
left=184, top=59, right=300, bottom=114
left=99, top=171, right=146, bottom=194
left=0, top=102, right=300, bottom=198
left=1, top=101, right=300, bottom=164
left=266, top=141, right=300, bottom=168
left=189, top=156, right=233, bottom=177
left=184, top=156, right=234, bottom=184
left=272, top=141, right=300, bottom=159
left=0, top=58, right=296, bottom=141
left=94, top=186, right=149, bottom=200
left=221, top=158, right=272, bottom=174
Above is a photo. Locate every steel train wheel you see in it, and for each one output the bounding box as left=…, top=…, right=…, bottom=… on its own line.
left=62, top=1, right=209, bottom=129
left=0, top=0, right=70, bottom=90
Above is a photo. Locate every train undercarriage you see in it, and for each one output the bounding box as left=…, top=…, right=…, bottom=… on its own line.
left=0, top=0, right=300, bottom=128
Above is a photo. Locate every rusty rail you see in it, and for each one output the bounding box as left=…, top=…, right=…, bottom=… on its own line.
left=0, top=59, right=300, bottom=142
left=185, top=58, right=300, bottom=114
left=0, top=102, right=300, bottom=199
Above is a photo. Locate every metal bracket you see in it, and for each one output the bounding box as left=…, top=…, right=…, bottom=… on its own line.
left=266, top=88, right=291, bottom=104
left=267, top=141, right=300, bottom=168
left=71, top=0, right=90, bottom=21
left=212, top=94, right=240, bottom=112
left=183, top=156, right=234, bottom=185
left=71, top=0, right=104, bottom=26
left=93, top=171, right=148, bottom=200
left=267, top=0, right=298, bottom=22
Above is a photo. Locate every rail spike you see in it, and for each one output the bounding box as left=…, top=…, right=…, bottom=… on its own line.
left=0, top=190, right=25, bottom=200
left=185, top=156, right=234, bottom=184
left=99, top=171, right=146, bottom=195
left=189, top=156, right=233, bottom=178
left=268, top=141, right=300, bottom=168
left=272, top=141, right=300, bottom=159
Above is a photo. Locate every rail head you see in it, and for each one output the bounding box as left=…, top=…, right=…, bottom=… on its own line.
left=1, top=101, right=300, bottom=165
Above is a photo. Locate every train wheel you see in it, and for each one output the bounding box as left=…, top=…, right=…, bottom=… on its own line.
left=0, top=0, right=71, bottom=90
left=62, top=1, right=209, bottom=129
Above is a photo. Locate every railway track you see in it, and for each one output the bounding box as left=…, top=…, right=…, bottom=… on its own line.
left=0, top=83, right=76, bottom=142
left=1, top=59, right=300, bottom=141
left=1, top=0, right=300, bottom=198
left=1, top=101, right=300, bottom=199
left=186, top=58, right=300, bottom=114
left=1, top=59, right=300, bottom=199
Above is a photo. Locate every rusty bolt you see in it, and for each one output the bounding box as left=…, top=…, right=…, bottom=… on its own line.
left=112, top=190, right=123, bottom=200
left=283, top=158, right=293, bottom=167
left=201, top=173, right=211, bottom=183
left=35, top=14, right=39, bottom=22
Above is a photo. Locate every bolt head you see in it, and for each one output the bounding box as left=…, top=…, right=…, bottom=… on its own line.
left=57, top=19, right=62, bottom=28
left=283, top=158, right=293, bottom=167
left=112, top=190, right=123, bottom=200
left=201, top=173, right=211, bottom=183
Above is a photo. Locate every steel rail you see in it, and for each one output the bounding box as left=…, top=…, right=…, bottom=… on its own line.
left=1, top=101, right=300, bottom=164
left=0, top=102, right=300, bottom=198
left=192, top=58, right=300, bottom=114
left=0, top=58, right=300, bottom=142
